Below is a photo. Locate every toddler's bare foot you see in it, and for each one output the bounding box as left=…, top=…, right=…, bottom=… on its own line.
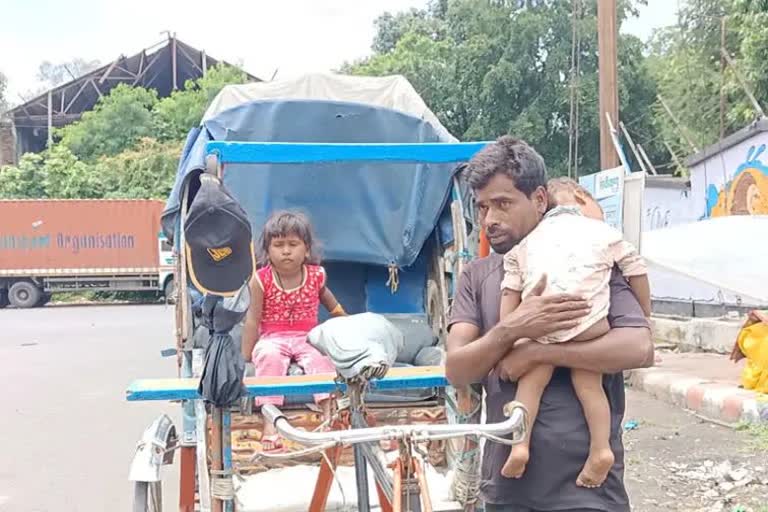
left=501, top=444, right=529, bottom=479
left=576, top=448, right=615, bottom=488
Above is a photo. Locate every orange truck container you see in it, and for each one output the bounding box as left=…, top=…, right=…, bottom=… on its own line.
left=0, top=199, right=175, bottom=308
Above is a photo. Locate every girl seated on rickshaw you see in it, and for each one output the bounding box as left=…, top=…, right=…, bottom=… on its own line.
left=241, top=210, right=347, bottom=453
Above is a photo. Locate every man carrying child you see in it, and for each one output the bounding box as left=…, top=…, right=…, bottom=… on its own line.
left=445, top=136, right=654, bottom=512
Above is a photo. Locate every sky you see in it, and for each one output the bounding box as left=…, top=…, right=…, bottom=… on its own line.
left=0, top=0, right=679, bottom=103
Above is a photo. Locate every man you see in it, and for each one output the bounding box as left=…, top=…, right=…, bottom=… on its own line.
left=445, top=136, right=654, bottom=512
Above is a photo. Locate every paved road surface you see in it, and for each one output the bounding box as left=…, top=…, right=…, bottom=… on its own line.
left=0, top=305, right=179, bottom=512
left=1, top=305, right=765, bottom=512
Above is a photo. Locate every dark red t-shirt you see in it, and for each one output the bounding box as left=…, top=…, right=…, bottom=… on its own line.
left=448, top=252, right=649, bottom=511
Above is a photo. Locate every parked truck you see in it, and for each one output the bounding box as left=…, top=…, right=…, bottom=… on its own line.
left=0, top=199, right=174, bottom=308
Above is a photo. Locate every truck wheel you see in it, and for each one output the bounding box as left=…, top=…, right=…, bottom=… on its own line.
left=0, top=290, right=9, bottom=309
left=163, top=277, right=176, bottom=304
left=8, top=281, right=43, bottom=309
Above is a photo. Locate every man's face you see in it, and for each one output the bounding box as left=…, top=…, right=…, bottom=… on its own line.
left=474, top=173, right=547, bottom=254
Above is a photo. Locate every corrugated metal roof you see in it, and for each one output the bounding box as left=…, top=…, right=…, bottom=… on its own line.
left=8, top=37, right=260, bottom=130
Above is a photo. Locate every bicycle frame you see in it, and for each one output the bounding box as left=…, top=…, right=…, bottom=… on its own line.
left=261, top=398, right=527, bottom=512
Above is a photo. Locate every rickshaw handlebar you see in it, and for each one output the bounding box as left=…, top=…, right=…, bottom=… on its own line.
left=262, top=401, right=528, bottom=447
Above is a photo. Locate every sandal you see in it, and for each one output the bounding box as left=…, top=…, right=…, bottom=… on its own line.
left=261, top=434, right=284, bottom=454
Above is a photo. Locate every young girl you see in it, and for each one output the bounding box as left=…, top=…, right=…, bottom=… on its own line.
left=241, top=210, right=346, bottom=453
left=499, top=177, right=650, bottom=488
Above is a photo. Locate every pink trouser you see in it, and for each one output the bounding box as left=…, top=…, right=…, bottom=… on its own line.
left=251, top=331, right=336, bottom=406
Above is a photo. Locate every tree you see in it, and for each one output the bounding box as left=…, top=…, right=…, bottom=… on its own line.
left=152, top=64, right=249, bottom=141
left=345, top=0, right=662, bottom=175
left=37, top=58, right=101, bottom=88
left=371, top=7, right=446, bottom=54
left=645, top=0, right=768, bottom=172
left=97, top=138, right=183, bottom=200
left=57, top=84, right=158, bottom=160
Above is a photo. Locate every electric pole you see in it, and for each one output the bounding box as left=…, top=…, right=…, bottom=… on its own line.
left=597, top=0, right=619, bottom=170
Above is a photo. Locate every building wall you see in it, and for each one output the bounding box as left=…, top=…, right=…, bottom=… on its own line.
left=644, top=135, right=768, bottom=313
left=0, top=119, right=17, bottom=167
left=642, top=184, right=697, bottom=232
left=690, top=132, right=768, bottom=219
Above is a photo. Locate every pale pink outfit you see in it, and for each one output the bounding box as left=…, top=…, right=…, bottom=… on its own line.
left=501, top=206, right=647, bottom=344
left=251, top=264, right=335, bottom=406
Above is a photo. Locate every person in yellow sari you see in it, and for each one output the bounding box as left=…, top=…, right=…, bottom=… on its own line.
left=730, top=310, right=768, bottom=394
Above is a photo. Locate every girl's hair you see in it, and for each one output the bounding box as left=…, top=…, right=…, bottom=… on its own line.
left=258, top=210, right=321, bottom=266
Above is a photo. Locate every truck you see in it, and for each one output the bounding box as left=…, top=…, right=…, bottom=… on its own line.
left=0, top=199, right=174, bottom=309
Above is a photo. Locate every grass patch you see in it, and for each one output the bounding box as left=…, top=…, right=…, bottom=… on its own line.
left=735, top=421, right=768, bottom=451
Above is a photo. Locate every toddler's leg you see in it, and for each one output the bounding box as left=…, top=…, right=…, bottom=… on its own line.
left=571, top=317, right=610, bottom=342
left=251, top=337, right=292, bottom=450
left=571, top=368, right=615, bottom=488
left=251, top=337, right=292, bottom=407
left=294, top=341, right=337, bottom=406
left=501, top=364, right=554, bottom=479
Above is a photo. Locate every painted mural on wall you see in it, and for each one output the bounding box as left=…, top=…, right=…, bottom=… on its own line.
left=705, top=144, right=768, bottom=217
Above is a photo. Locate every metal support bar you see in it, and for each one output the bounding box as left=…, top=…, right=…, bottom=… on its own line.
left=133, top=50, right=164, bottom=85
left=353, top=445, right=371, bottom=512
left=90, top=80, right=103, bottom=99
left=171, top=35, right=178, bottom=90
left=64, top=79, right=91, bottom=114
left=350, top=410, right=394, bottom=502
left=46, top=91, right=52, bottom=147
left=206, top=141, right=490, bottom=165
left=222, top=410, right=234, bottom=512
left=99, top=57, right=121, bottom=84
left=619, top=121, right=650, bottom=174
left=657, top=94, right=700, bottom=152
left=177, top=44, right=204, bottom=74
left=637, top=144, right=659, bottom=176
left=210, top=408, right=223, bottom=512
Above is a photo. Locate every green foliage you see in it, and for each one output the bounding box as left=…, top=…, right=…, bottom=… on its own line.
left=39, top=144, right=106, bottom=198
left=0, top=152, right=48, bottom=198
left=1, top=63, right=246, bottom=202
left=345, top=0, right=661, bottom=175
left=0, top=139, right=182, bottom=200
left=57, top=84, right=159, bottom=160
left=97, top=138, right=183, bottom=200
left=153, top=64, right=249, bottom=141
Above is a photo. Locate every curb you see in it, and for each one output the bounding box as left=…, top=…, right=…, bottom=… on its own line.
left=626, top=367, right=768, bottom=425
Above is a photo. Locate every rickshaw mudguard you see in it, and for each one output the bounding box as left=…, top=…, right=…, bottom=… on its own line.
left=129, top=413, right=178, bottom=483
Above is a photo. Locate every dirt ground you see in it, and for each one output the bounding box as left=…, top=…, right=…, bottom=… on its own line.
left=624, top=389, right=768, bottom=512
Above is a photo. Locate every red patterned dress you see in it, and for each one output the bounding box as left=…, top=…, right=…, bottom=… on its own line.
left=251, top=264, right=335, bottom=406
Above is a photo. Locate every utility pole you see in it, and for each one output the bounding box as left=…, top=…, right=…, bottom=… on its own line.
left=597, top=0, right=619, bottom=170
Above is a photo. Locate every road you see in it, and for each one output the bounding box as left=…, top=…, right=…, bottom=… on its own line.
left=0, top=305, right=179, bottom=512
left=1, top=305, right=765, bottom=512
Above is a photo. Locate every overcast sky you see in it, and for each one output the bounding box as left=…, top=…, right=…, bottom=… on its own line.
left=1, top=0, right=678, bottom=101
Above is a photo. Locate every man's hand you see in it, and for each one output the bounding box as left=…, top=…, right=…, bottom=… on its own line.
left=496, top=340, right=543, bottom=381
left=500, top=274, right=591, bottom=340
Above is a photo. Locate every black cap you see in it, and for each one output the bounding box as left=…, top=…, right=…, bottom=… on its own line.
left=184, top=174, right=255, bottom=296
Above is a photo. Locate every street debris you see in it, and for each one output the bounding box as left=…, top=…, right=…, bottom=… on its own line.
left=624, top=391, right=768, bottom=512
left=624, top=420, right=639, bottom=431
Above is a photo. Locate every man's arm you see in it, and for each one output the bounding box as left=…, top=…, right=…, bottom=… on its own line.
left=446, top=321, right=519, bottom=387
left=497, top=268, right=654, bottom=381
left=496, top=327, right=652, bottom=381
left=446, top=273, right=590, bottom=387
